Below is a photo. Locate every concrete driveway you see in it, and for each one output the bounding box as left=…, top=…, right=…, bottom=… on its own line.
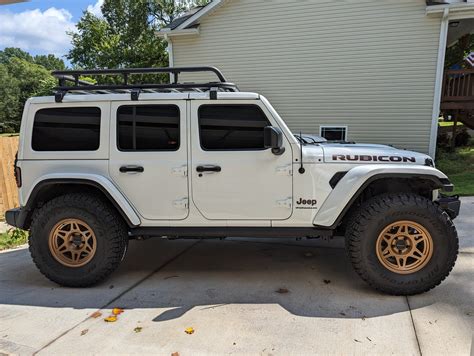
left=0, top=198, right=473, bottom=355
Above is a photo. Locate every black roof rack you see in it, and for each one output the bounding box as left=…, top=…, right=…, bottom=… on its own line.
left=51, top=66, right=239, bottom=102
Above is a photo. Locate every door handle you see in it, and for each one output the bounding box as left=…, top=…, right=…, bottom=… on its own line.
left=196, top=165, right=221, bottom=173
left=120, top=165, right=144, bottom=173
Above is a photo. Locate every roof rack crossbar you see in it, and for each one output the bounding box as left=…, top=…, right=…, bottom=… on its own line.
left=51, top=66, right=238, bottom=102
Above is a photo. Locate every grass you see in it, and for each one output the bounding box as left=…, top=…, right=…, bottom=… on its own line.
left=0, top=132, right=19, bottom=137
left=438, top=121, right=464, bottom=127
left=0, top=228, right=28, bottom=251
left=436, top=146, right=474, bottom=196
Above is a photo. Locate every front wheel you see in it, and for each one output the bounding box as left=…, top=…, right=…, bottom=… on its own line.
left=29, top=193, right=128, bottom=287
left=345, top=193, right=458, bottom=295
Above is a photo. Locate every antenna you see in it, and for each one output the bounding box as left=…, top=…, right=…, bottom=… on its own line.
left=298, top=131, right=305, bottom=174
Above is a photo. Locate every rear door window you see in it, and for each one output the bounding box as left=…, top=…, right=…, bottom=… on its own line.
left=117, top=105, right=180, bottom=151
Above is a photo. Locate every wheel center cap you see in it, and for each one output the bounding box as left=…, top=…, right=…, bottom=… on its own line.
left=71, top=234, right=83, bottom=247
left=395, top=239, right=407, bottom=250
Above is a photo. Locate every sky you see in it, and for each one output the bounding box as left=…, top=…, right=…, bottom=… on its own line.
left=0, top=0, right=104, bottom=60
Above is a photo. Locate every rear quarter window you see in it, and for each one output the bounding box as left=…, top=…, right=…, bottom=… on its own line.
left=32, top=107, right=101, bottom=151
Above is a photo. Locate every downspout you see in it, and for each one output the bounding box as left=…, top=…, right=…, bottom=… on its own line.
left=164, top=33, right=174, bottom=81
left=429, top=7, right=450, bottom=159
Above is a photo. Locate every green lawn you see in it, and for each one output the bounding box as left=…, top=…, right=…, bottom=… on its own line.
left=0, top=229, right=28, bottom=251
left=0, top=132, right=19, bottom=137
left=436, top=146, right=474, bottom=196
left=438, top=121, right=464, bottom=127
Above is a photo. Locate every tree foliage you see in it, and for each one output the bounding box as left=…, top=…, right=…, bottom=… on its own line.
left=445, top=34, right=474, bottom=69
left=67, top=0, right=209, bottom=75
left=0, top=48, right=63, bottom=132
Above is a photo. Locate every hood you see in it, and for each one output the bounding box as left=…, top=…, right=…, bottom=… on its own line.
left=303, top=143, right=432, bottom=165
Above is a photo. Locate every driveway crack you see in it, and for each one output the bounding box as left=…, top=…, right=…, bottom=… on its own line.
left=406, top=296, right=423, bottom=356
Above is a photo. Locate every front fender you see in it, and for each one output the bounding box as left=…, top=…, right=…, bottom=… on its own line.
left=25, top=173, right=141, bottom=226
left=313, top=165, right=451, bottom=228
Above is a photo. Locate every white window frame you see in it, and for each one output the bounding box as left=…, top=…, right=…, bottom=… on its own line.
left=319, top=125, right=348, bottom=141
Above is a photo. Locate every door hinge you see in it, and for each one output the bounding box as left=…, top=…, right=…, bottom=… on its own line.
left=173, top=197, right=188, bottom=209
left=172, top=165, right=188, bottom=177
left=276, top=198, right=292, bottom=209
left=276, top=164, right=293, bottom=176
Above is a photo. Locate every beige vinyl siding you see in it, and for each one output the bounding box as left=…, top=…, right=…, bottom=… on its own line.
left=172, top=0, right=441, bottom=153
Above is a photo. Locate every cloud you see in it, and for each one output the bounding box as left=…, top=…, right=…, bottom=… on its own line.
left=0, top=7, right=75, bottom=56
left=87, top=0, right=104, bottom=17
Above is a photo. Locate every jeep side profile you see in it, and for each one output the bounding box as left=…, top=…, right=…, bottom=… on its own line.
left=6, top=67, right=460, bottom=295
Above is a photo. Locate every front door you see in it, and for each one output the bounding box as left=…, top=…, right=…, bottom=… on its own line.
left=191, top=101, right=293, bottom=220
left=109, top=101, right=189, bottom=220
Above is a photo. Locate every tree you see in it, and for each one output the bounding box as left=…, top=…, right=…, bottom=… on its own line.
left=150, top=0, right=210, bottom=27
left=0, top=64, right=21, bottom=132
left=34, top=54, right=66, bottom=71
left=0, top=47, right=33, bottom=65
left=68, top=0, right=209, bottom=76
left=0, top=49, right=57, bottom=132
left=445, top=34, right=474, bottom=69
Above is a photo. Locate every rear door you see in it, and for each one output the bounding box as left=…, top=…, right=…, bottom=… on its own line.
left=109, top=100, right=189, bottom=220
left=190, top=100, right=293, bottom=220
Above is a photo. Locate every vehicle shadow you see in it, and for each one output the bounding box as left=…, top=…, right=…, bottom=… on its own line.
left=0, top=237, right=472, bottom=321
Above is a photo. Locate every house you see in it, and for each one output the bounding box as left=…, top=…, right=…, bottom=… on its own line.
left=158, top=0, right=474, bottom=157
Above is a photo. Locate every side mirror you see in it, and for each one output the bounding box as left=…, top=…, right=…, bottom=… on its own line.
left=264, top=126, right=285, bottom=155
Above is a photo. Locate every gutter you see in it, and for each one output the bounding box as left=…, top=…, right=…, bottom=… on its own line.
left=163, top=33, right=174, bottom=81
left=427, top=2, right=474, bottom=17
left=156, top=28, right=200, bottom=38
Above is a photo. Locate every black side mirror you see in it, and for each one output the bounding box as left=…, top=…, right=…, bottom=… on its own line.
left=264, top=126, right=285, bottom=155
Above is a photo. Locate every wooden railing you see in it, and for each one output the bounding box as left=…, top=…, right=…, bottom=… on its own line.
left=442, top=69, right=474, bottom=103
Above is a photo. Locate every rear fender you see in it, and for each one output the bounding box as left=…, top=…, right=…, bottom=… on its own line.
left=25, top=173, right=141, bottom=226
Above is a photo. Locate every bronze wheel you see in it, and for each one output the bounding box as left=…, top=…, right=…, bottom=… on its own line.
left=48, top=218, right=97, bottom=268
left=376, top=220, right=433, bottom=274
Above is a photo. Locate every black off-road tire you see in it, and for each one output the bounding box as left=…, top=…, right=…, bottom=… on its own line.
left=29, top=193, right=128, bottom=287
left=345, top=193, right=458, bottom=295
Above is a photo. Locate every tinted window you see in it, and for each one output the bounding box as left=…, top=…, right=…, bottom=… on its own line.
left=199, top=105, right=271, bottom=150
left=117, top=105, right=180, bottom=151
left=32, top=107, right=101, bottom=151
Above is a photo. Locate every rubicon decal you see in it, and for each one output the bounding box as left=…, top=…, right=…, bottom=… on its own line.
left=296, top=198, right=318, bottom=209
left=332, top=155, right=416, bottom=163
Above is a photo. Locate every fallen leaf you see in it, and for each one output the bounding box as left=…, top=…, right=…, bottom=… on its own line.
left=134, top=327, right=143, bottom=333
left=104, top=316, right=118, bottom=322
left=112, top=308, right=124, bottom=315
left=323, top=279, right=331, bottom=284
left=90, top=311, right=102, bottom=319
left=275, top=288, right=289, bottom=294
left=339, top=312, right=346, bottom=316
left=185, top=327, right=194, bottom=334
left=80, top=329, right=88, bottom=336
left=171, top=352, right=180, bottom=356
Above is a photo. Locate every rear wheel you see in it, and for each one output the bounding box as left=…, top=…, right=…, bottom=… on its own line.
left=29, top=193, right=128, bottom=287
left=345, top=193, right=458, bottom=295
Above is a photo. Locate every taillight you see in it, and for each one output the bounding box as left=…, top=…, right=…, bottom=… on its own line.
left=14, top=166, right=21, bottom=188
left=13, top=152, right=21, bottom=188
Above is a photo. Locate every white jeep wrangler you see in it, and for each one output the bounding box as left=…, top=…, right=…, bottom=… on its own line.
left=6, top=67, right=460, bottom=295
